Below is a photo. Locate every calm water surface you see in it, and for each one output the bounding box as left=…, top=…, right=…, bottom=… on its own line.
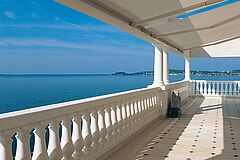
left=0, top=75, right=239, bottom=113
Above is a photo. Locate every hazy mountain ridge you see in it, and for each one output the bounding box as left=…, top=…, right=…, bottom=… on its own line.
left=112, top=69, right=240, bottom=76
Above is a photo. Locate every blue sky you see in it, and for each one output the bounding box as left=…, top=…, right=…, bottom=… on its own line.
left=0, top=0, right=239, bottom=74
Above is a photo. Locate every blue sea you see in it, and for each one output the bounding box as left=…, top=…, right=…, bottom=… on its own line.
left=0, top=74, right=240, bottom=114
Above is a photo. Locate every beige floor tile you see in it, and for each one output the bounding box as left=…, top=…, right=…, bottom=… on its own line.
left=105, top=97, right=240, bottom=160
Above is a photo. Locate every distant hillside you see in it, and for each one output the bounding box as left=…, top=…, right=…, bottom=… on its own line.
left=112, top=69, right=240, bottom=76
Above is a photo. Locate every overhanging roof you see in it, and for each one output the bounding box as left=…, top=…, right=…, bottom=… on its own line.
left=55, top=0, right=240, bottom=58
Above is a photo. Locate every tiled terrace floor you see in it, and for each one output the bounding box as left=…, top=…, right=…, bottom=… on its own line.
left=106, top=97, right=240, bottom=160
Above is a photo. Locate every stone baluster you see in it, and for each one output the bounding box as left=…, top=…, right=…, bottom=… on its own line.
left=98, top=107, right=107, bottom=146
left=204, top=82, right=207, bottom=95
left=237, top=83, right=239, bottom=95
left=0, top=132, right=13, bottom=160
left=137, top=98, right=142, bottom=121
left=111, top=105, right=119, bottom=138
left=72, top=114, right=84, bottom=159
left=98, top=107, right=107, bottom=145
left=105, top=107, right=113, bottom=140
left=197, top=81, right=200, bottom=96
left=233, top=83, right=237, bottom=96
left=225, top=82, right=228, bottom=95
left=131, top=99, right=137, bottom=129
left=148, top=96, right=152, bottom=117
left=82, top=112, right=93, bottom=153
left=199, top=82, right=202, bottom=95
left=219, top=82, right=222, bottom=95
left=60, top=118, right=74, bottom=160
left=15, top=128, right=31, bottom=160
left=222, top=82, right=225, bottom=95
left=129, top=100, right=134, bottom=129
left=146, top=96, right=150, bottom=122
left=218, top=82, right=221, bottom=95
left=116, top=103, right=123, bottom=136
left=122, top=102, right=128, bottom=133
left=150, top=95, right=154, bottom=118
left=32, top=125, right=49, bottom=160
left=199, top=82, right=203, bottom=95
left=135, top=98, right=140, bottom=127
left=208, top=82, right=212, bottom=95
left=126, top=101, right=131, bottom=132
left=150, top=95, right=155, bottom=118
left=212, top=82, right=215, bottom=96
left=152, top=94, right=156, bottom=112
left=215, top=82, right=219, bottom=96
left=143, top=97, right=147, bottom=122
left=152, top=94, right=158, bottom=116
left=195, top=81, right=198, bottom=96
left=223, top=82, right=227, bottom=95
left=91, top=110, right=100, bottom=148
left=143, top=97, right=147, bottom=121
left=194, top=81, right=197, bottom=96
left=190, top=81, right=194, bottom=96
left=138, top=97, right=144, bottom=125
left=47, top=121, right=62, bottom=160
left=152, top=94, right=157, bottom=117
left=229, top=82, right=233, bottom=96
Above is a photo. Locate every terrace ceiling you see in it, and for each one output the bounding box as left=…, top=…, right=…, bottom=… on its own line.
left=56, top=0, right=240, bottom=58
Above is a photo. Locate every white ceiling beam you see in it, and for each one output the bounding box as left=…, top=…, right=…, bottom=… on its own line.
left=134, top=0, right=225, bottom=26
left=144, top=17, right=178, bottom=29
left=158, top=14, right=240, bottom=37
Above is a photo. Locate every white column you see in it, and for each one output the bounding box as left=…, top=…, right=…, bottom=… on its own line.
left=163, top=47, right=169, bottom=84
left=184, top=57, right=191, bottom=81
left=153, top=46, right=163, bottom=86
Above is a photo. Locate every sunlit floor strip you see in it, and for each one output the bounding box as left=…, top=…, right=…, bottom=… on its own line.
left=136, top=97, right=240, bottom=160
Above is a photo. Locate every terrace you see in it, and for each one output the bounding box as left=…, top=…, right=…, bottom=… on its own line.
left=0, top=0, right=240, bottom=160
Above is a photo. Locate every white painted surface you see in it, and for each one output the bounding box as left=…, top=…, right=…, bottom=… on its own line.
left=0, top=81, right=191, bottom=160
left=153, top=46, right=164, bottom=86
left=184, top=57, right=191, bottom=81
left=163, top=47, right=169, bottom=84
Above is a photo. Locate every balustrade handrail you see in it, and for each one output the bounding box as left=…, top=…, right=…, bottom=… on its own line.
left=165, top=80, right=189, bottom=90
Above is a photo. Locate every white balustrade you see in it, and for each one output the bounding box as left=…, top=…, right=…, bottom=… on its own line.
left=192, top=80, right=240, bottom=97
left=0, top=82, right=191, bottom=160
